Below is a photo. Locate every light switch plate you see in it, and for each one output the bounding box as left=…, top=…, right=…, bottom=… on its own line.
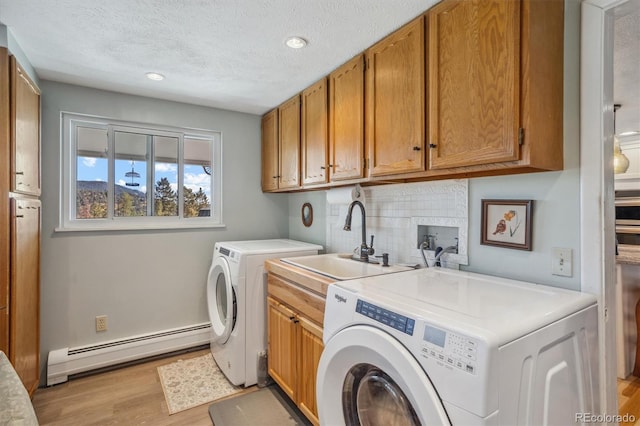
left=552, top=247, right=573, bottom=277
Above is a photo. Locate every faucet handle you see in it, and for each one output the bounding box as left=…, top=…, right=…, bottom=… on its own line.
left=368, top=235, right=375, bottom=256
left=375, top=253, right=389, bottom=267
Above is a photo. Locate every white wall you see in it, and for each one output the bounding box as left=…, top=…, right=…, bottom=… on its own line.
left=40, top=82, right=289, bottom=378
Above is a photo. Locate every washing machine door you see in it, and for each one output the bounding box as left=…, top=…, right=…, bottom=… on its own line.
left=317, top=325, right=450, bottom=426
left=207, top=256, right=236, bottom=344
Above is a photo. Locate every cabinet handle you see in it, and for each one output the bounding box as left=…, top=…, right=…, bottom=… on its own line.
left=289, top=316, right=295, bottom=320
left=413, top=146, right=421, bottom=151
left=293, top=319, right=300, bottom=324
left=320, top=166, right=325, bottom=170
left=15, top=215, right=24, bottom=218
left=272, top=175, right=281, bottom=179
left=15, top=171, right=24, bottom=175
left=429, top=143, right=437, bottom=148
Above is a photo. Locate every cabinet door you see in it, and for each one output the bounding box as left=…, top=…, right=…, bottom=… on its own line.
left=11, top=57, right=41, bottom=196
left=278, top=95, right=301, bottom=189
left=267, top=297, right=297, bottom=400
left=427, top=0, right=520, bottom=169
left=366, top=16, right=425, bottom=177
left=301, top=78, right=328, bottom=186
left=297, top=316, right=323, bottom=426
left=0, top=308, right=7, bottom=355
left=10, top=198, right=41, bottom=395
left=261, top=109, right=279, bottom=191
left=329, top=55, right=365, bottom=181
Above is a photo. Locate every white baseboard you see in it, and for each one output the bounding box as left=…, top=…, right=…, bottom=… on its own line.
left=47, top=323, right=211, bottom=386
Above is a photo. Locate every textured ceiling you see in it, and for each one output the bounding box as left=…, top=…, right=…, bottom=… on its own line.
left=615, top=0, right=640, bottom=136
left=0, top=0, right=436, bottom=115
left=0, top=0, right=637, bottom=129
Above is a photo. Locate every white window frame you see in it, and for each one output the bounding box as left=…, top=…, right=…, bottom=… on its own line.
left=58, top=112, right=224, bottom=231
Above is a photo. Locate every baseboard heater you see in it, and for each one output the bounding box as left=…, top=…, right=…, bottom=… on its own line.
left=47, top=322, right=211, bottom=386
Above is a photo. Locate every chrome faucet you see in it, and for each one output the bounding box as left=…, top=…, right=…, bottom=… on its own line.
left=434, top=245, right=458, bottom=267
left=343, top=200, right=375, bottom=262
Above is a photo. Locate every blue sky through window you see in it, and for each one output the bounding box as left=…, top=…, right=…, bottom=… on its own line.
left=77, top=157, right=211, bottom=199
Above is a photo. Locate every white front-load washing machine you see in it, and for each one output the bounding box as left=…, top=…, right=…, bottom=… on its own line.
left=207, top=239, right=322, bottom=387
left=317, top=268, right=599, bottom=425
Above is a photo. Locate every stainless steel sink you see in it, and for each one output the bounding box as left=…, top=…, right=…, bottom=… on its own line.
left=281, top=253, right=414, bottom=280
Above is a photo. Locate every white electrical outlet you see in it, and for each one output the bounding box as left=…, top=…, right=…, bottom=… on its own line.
left=552, top=247, right=573, bottom=277
left=96, top=315, right=108, bottom=332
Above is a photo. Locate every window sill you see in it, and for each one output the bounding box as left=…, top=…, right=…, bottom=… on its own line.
left=55, top=221, right=226, bottom=233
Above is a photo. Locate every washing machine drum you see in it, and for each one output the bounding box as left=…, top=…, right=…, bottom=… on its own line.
left=207, top=256, right=237, bottom=344
left=343, top=364, right=419, bottom=425
left=317, top=325, right=451, bottom=425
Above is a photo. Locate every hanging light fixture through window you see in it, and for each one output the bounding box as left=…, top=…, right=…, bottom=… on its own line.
left=614, top=104, right=630, bottom=174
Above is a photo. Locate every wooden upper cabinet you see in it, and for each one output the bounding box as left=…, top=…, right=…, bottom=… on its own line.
left=366, top=16, right=425, bottom=177
left=278, top=95, right=301, bottom=189
left=301, top=78, right=328, bottom=186
left=11, top=56, right=41, bottom=196
left=428, top=0, right=520, bottom=170
left=261, top=109, right=279, bottom=191
left=329, top=55, right=365, bottom=182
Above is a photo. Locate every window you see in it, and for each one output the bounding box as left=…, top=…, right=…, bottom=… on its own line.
left=60, top=113, right=223, bottom=231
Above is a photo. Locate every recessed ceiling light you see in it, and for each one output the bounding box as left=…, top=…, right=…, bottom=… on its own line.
left=619, top=130, right=640, bottom=137
left=285, top=36, right=307, bottom=49
left=145, top=72, right=165, bottom=81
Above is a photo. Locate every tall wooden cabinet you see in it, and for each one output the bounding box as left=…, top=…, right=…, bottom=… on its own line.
left=0, top=48, right=41, bottom=396
left=11, top=57, right=41, bottom=196
left=10, top=198, right=40, bottom=395
left=366, top=16, right=425, bottom=177
left=0, top=49, right=10, bottom=356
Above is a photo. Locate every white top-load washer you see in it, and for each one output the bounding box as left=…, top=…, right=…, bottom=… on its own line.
left=207, top=239, right=322, bottom=387
left=317, top=267, right=599, bottom=425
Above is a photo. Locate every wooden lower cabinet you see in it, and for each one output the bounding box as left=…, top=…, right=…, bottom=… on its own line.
left=267, top=296, right=323, bottom=425
left=297, top=317, right=323, bottom=422
left=10, top=197, right=40, bottom=395
left=267, top=298, right=297, bottom=399
left=0, top=308, right=7, bottom=354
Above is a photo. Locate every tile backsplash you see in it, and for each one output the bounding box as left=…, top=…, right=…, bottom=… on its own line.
left=325, top=179, right=469, bottom=268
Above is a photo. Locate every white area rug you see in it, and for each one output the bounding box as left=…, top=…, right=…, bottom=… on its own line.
left=157, top=353, right=241, bottom=415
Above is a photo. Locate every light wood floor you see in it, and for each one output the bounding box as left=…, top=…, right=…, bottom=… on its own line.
left=31, top=349, right=640, bottom=425
left=31, top=348, right=255, bottom=426
left=619, top=375, right=640, bottom=426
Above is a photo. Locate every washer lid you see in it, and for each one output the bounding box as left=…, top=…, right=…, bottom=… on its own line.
left=216, top=239, right=323, bottom=255
left=331, top=268, right=597, bottom=346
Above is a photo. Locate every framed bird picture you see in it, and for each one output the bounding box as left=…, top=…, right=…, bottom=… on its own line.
left=481, top=199, right=533, bottom=251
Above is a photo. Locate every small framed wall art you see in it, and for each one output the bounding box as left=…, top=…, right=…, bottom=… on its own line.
left=481, top=199, right=533, bottom=251
left=301, top=202, right=313, bottom=227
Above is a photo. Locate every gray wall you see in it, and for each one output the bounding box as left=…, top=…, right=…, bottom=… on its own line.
left=40, top=82, right=289, bottom=374
left=288, top=191, right=327, bottom=249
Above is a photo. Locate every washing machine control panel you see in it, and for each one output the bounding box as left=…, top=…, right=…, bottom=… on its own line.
left=355, top=299, right=416, bottom=336
left=421, top=324, right=479, bottom=375
left=218, top=246, right=239, bottom=262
